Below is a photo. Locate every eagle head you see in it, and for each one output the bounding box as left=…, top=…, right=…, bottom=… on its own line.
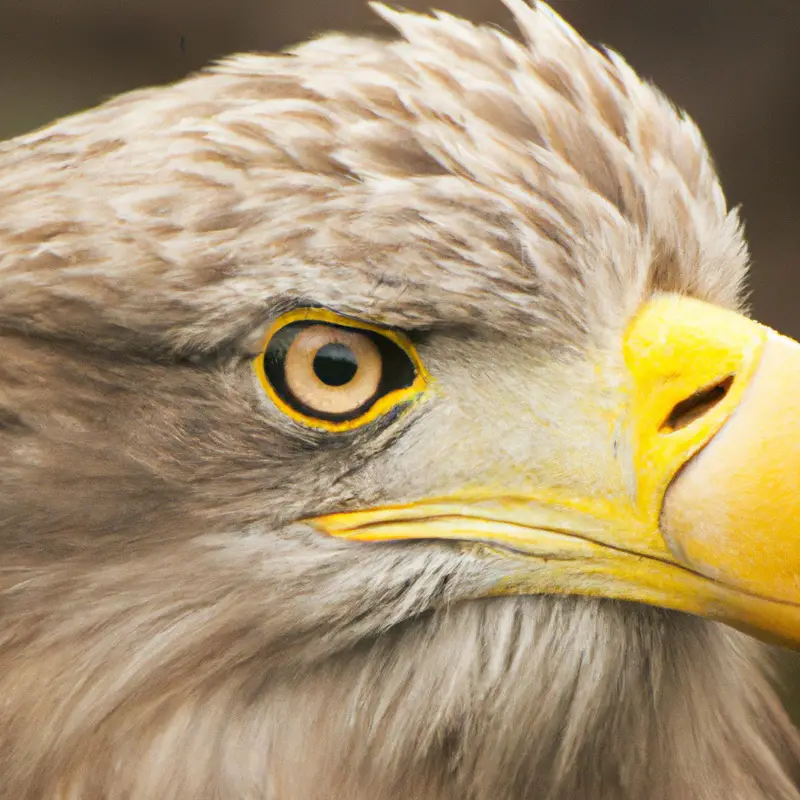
left=0, top=2, right=798, bottom=799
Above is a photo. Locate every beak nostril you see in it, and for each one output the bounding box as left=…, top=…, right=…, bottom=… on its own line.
left=661, top=376, right=734, bottom=433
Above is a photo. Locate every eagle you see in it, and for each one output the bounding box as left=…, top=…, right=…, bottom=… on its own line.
left=0, top=2, right=799, bottom=798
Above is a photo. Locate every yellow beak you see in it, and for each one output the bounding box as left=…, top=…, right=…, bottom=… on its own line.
left=310, top=295, right=800, bottom=648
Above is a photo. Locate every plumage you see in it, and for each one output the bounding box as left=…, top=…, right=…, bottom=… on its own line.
left=0, top=2, right=798, bottom=799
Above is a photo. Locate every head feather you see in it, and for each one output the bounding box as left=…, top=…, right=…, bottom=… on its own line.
left=0, top=2, right=746, bottom=357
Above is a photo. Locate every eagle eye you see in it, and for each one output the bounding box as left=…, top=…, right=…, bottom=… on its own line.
left=253, top=309, right=429, bottom=431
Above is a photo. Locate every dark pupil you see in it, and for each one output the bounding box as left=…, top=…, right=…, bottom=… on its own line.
left=313, top=343, right=358, bottom=386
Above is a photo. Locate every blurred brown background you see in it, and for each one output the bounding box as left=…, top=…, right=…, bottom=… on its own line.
left=2, top=0, right=800, bottom=714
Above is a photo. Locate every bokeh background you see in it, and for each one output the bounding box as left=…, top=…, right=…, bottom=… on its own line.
left=2, top=0, right=800, bottom=716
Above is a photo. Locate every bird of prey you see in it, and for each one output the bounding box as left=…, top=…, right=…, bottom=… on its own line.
left=1, top=2, right=799, bottom=798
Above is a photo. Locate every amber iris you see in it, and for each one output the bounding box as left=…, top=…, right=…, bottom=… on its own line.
left=254, top=308, right=430, bottom=432
left=282, top=324, right=382, bottom=416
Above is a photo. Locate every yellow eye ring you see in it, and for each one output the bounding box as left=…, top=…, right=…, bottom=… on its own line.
left=253, top=308, right=430, bottom=432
